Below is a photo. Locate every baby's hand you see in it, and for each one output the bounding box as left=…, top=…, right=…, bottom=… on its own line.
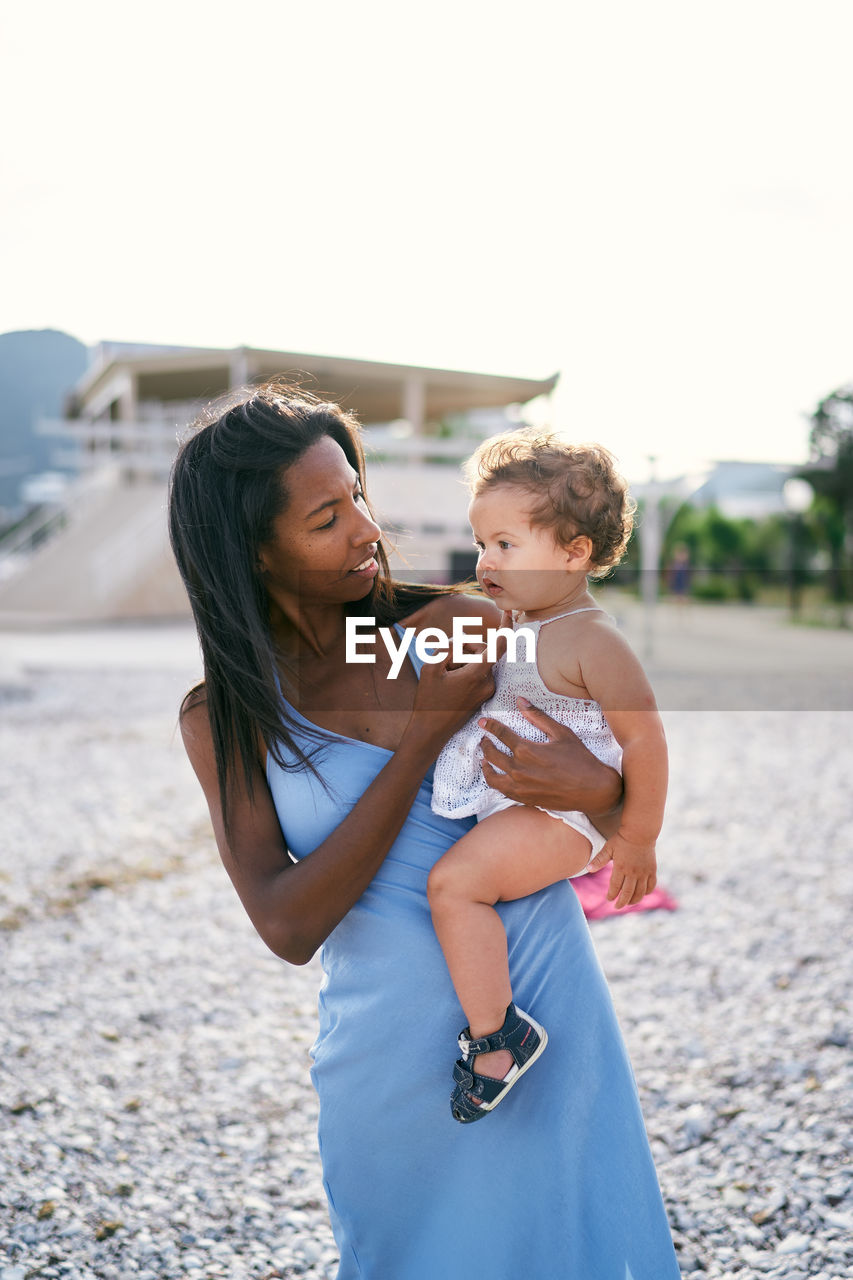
left=587, top=833, right=657, bottom=910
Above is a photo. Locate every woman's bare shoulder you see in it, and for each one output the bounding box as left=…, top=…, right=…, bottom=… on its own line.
left=401, top=589, right=500, bottom=632
left=178, top=685, right=214, bottom=767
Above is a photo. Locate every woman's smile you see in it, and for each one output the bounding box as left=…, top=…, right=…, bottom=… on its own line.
left=347, top=550, right=379, bottom=578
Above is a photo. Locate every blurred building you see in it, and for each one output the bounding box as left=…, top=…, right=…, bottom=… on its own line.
left=0, top=343, right=556, bottom=624
left=688, top=460, right=796, bottom=519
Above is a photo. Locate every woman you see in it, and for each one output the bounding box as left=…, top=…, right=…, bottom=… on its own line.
left=169, top=381, right=682, bottom=1279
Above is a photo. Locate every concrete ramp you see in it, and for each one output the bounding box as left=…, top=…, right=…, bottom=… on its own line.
left=0, top=477, right=190, bottom=624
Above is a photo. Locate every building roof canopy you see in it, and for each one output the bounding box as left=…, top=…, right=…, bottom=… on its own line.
left=74, top=344, right=559, bottom=424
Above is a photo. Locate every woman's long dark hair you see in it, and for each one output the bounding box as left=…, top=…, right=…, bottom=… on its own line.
left=168, top=379, right=460, bottom=832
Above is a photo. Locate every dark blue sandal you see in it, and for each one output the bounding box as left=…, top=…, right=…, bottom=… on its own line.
left=450, top=1003, right=548, bottom=1123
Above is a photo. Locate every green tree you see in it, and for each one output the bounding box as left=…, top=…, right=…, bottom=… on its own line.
left=801, top=385, right=853, bottom=605
left=662, top=503, right=757, bottom=598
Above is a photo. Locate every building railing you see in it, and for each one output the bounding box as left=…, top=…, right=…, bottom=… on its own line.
left=36, top=418, right=182, bottom=480
left=0, top=467, right=122, bottom=582
left=34, top=415, right=496, bottom=484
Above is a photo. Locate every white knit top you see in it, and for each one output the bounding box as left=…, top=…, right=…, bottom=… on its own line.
left=430, top=609, right=622, bottom=821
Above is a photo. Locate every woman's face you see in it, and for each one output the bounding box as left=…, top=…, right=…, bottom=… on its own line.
left=257, top=435, right=381, bottom=607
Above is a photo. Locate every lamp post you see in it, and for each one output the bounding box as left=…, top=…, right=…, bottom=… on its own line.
left=782, top=477, right=813, bottom=618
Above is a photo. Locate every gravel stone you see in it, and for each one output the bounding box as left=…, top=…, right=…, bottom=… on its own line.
left=1, top=622, right=851, bottom=1279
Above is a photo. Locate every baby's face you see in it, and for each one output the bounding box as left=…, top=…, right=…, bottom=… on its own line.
left=469, top=485, right=589, bottom=616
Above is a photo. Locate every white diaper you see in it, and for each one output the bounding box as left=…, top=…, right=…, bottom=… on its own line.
left=474, top=793, right=606, bottom=878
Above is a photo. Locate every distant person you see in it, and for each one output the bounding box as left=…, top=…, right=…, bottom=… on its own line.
left=430, top=430, right=666, bottom=1121
left=168, top=383, right=681, bottom=1279
left=667, top=542, right=692, bottom=602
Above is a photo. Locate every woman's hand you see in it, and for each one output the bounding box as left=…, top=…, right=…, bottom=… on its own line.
left=478, top=696, right=624, bottom=823
left=397, top=592, right=507, bottom=758
left=406, top=637, right=504, bottom=757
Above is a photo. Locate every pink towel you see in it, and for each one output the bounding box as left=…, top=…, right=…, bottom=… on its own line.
left=572, top=864, right=678, bottom=921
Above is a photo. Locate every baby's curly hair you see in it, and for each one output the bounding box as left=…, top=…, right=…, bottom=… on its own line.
left=464, top=428, right=635, bottom=579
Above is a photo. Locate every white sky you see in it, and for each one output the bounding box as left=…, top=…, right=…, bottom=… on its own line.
left=2, top=1, right=852, bottom=482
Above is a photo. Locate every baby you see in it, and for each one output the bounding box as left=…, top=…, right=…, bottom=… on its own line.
left=429, top=428, right=667, bottom=1122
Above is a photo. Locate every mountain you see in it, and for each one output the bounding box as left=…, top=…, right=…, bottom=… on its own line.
left=0, top=329, right=89, bottom=513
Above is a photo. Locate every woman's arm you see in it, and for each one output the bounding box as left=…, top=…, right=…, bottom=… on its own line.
left=181, top=642, right=498, bottom=967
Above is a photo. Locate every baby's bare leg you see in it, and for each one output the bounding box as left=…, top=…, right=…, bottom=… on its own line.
left=427, top=806, right=592, bottom=1081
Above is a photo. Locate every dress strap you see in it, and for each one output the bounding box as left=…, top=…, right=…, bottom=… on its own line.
left=537, top=607, right=605, bottom=627
left=394, top=621, right=426, bottom=677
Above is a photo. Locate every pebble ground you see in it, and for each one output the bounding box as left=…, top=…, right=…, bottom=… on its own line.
left=1, top=611, right=851, bottom=1280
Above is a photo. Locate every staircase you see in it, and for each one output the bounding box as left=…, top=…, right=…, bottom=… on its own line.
left=0, top=469, right=189, bottom=625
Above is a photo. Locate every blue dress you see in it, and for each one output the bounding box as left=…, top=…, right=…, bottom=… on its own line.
left=266, top=641, right=681, bottom=1280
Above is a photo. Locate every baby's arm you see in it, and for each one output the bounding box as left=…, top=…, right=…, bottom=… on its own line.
left=573, top=623, right=668, bottom=909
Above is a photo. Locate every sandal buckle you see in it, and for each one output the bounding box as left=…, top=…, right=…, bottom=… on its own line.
left=458, top=1030, right=505, bottom=1059
left=458, top=1033, right=488, bottom=1058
